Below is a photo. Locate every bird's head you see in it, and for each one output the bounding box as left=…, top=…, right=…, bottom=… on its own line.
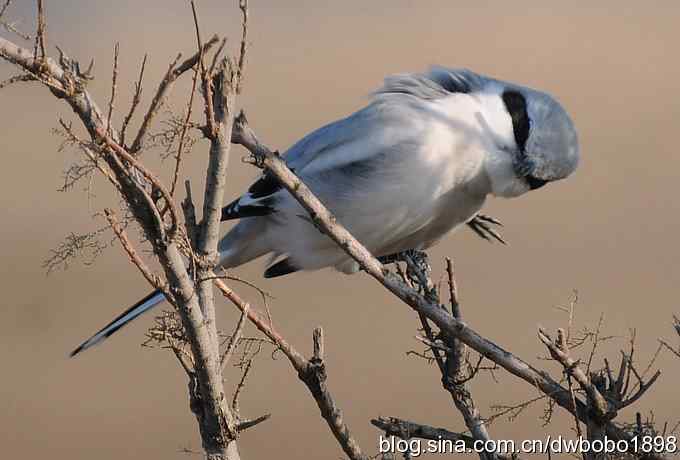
left=482, top=84, right=579, bottom=198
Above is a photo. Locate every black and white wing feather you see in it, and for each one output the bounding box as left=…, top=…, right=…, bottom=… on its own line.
left=221, top=68, right=488, bottom=223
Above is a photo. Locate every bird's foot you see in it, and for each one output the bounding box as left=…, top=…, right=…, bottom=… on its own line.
left=466, top=213, right=506, bottom=244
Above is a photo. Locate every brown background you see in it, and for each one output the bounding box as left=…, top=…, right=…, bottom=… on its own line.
left=1, top=1, right=679, bottom=459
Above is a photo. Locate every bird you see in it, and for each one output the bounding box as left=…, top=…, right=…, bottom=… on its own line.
left=70, top=67, right=579, bottom=357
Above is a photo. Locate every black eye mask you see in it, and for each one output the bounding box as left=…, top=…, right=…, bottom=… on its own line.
left=501, top=90, right=530, bottom=153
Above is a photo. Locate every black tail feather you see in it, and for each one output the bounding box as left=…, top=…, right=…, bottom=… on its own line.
left=69, top=289, right=164, bottom=357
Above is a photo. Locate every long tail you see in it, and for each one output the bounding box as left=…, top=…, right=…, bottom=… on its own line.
left=69, top=289, right=165, bottom=357
left=70, top=214, right=274, bottom=357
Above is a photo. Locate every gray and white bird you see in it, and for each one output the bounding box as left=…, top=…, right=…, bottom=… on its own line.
left=70, top=67, right=579, bottom=356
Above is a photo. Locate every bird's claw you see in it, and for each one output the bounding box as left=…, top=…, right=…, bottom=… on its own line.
left=467, top=213, right=507, bottom=245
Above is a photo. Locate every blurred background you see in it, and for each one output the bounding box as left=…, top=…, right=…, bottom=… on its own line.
left=1, top=1, right=679, bottom=458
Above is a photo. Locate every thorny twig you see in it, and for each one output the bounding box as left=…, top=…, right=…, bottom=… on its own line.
left=33, top=0, right=45, bottom=60
left=106, top=42, right=119, bottom=137
left=0, top=72, right=34, bottom=89
left=170, top=54, right=200, bottom=196
left=105, top=207, right=163, bottom=290
left=120, top=53, right=147, bottom=147
left=129, top=35, right=219, bottom=154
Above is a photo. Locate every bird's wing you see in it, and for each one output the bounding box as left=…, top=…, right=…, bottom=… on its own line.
left=221, top=68, right=489, bottom=222
left=222, top=100, right=422, bottom=221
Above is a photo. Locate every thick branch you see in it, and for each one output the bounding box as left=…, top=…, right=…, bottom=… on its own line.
left=1, top=28, right=238, bottom=460
left=371, top=416, right=475, bottom=448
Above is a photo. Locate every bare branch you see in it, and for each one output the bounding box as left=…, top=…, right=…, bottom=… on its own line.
left=235, top=0, right=248, bottom=93
left=129, top=35, right=219, bottom=154
left=0, top=72, right=35, bottom=89
left=143, top=309, right=194, bottom=377
left=96, top=127, right=180, bottom=238
left=221, top=303, right=249, bottom=371
left=371, top=416, right=475, bottom=448
left=1, top=4, right=250, bottom=459
left=182, top=179, right=199, bottom=250
left=55, top=119, right=120, bottom=191
left=0, top=0, right=10, bottom=18
left=105, top=207, right=162, bottom=290
left=0, top=1, right=30, bottom=41
left=106, top=42, right=120, bottom=137
left=538, top=327, right=610, bottom=421
left=0, top=0, right=31, bottom=42
left=488, top=394, right=550, bottom=424
left=231, top=355, right=253, bottom=415
left=618, top=370, right=661, bottom=410
left=400, top=254, right=496, bottom=460
left=34, top=0, right=46, bottom=60
left=42, top=228, right=109, bottom=273
left=213, top=280, right=367, bottom=460
left=187, top=7, right=238, bottom=401
left=120, top=53, right=147, bottom=146
left=170, top=48, right=200, bottom=196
